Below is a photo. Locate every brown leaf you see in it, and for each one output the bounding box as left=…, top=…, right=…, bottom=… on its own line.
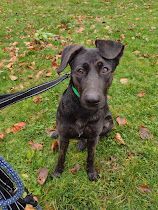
left=120, top=78, right=128, bottom=84
left=25, top=204, right=36, bottom=210
left=51, top=140, right=59, bottom=152
left=37, top=168, right=48, bottom=185
left=138, top=184, right=151, bottom=193
left=46, top=71, right=52, bottom=77
left=76, top=26, right=85, bottom=33
left=33, top=96, right=42, bottom=104
left=137, top=91, right=145, bottom=97
left=12, top=42, right=19, bottom=46
left=35, top=70, right=44, bottom=79
left=0, top=60, right=5, bottom=69
left=116, top=116, right=127, bottom=126
left=133, top=50, right=141, bottom=56
left=139, top=126, right=153, bottom=140
left=11, top=122, right=26, bottom=133
left=52, top=59, right=58, bottom=69
left=120, top=34, right=125, bottom=40
left=69, top=163, right=80, bottom=174
left=9, top=75, right=18, bottom=81
left=0, top=133, right=5, bottom=140
left=28, top=141, right=43, bottom=150
left=114, top=133, right=126, bottom=145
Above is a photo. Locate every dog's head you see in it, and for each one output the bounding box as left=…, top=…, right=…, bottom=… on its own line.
left=57, top=40, right=124, bottom=110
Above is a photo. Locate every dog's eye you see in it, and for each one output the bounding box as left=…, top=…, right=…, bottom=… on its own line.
left=101, top=67, right=109, bottom=74
left=97, top=61, right=103, bottom=68
left=77, top=68, right=85, bottom=75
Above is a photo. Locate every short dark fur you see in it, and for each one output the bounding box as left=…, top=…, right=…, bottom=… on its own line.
left=52, top=40, right=124, bottom=181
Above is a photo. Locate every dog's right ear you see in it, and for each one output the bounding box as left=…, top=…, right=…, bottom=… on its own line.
left=57, top=45, right=83, bottom=73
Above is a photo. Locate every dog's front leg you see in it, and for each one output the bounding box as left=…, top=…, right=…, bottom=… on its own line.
left=87, top=137, right=99, bottom=181
left=52, top=136, right=69, bottom=178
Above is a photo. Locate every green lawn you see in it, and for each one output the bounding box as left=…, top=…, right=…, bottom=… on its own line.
left=0, top=0, right=158, bottom=209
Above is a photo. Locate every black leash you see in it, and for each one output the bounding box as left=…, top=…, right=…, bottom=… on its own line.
left=0, top=73, right=69, bottom=110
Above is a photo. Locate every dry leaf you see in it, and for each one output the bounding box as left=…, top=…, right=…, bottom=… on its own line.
left=76, top=26, right=85, bottom=33
left=37, top=168, right=48, bottom=185
left=35, top=70, right=44, bottom=79
left=28, top=141, right=43, bottom=150
left=114, top=133, right=126, bottom=145
left=11, top=122, right=26, bottom=133
left=137, top=91, right=145, bottom=97
left=116, top=117, right=127, bottom=126
left=51, top=140, right=59, bottom=152
left=0, top=60, right=5, bottom=69
left=139, top=126, right=153, bottom=140
left=52, top=59, right=58, bottom=69
left=138, top=184, right=151, bottom=193
left=69, top=163, right=80, bottom=174
left=12, top=41, right=19, bottom=46
left=120, top=78, right=128, bottom=84
left=33, top=96, right=42, bottom=104
left=120, top=34, right=125, bottom=40
left=133, top=50, right=140, bottom=56
left=9, top=75, right=18, bottom=81
left=46, top=71, right=52, bottom=77
left=25, top=204, right=36, bottom=210
left=0, top=133, right=5, bottom=140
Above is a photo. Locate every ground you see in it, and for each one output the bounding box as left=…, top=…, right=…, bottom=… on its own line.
left=0, top=0, right=158, bottom=209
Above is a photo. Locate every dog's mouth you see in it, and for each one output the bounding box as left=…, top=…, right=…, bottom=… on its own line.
left=81, top=99, right=105, bottom=111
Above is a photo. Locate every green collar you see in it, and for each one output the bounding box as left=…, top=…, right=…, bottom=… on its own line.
left=72, top=85, right=80, bottom=97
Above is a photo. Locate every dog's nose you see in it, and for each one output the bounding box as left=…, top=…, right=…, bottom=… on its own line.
left=85, top=93, right=100, bottom=105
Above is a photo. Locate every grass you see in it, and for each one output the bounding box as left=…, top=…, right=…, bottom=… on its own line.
left=0, top=0, right=158, bottom=209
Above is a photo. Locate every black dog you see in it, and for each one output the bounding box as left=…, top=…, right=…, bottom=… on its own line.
left=52, top=40, right=124, bottom=181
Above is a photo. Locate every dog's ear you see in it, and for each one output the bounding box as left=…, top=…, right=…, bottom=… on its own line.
left=95, top=40, right=124, bottom=60
left=57, top=45, right=83, bottom=73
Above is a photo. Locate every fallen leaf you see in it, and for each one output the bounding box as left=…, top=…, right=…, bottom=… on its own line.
left=137, top=91, right=145, bottom=97
left=120, top=34, right=125, bottom=40
left=52, top=59, right=58, bottom=69
left=69, top=163, right=80, bottom=174
left=0, top=60, right=5, bottom=69
left=46, top=71, right=52, bottom=77
left=9, top=75, right=18, bottom=81
left=51, top=140, right=59, bottom=152
left=35, top=70, right=44, bottom=79
left=116, top=116, right=127, bottom=126
left=37, top=168, right=48, bottom=185
left=11, top=122, right=26, bottom=133
left=12, top=41, right=19, bottom=46
left=114, top=133, right=126, bottom=145
left=138, top=184, right=151, bottom=193
left=33, top=96, right=42, bottom=104
left=133, top=50, right=141, bottom=56
left=76, top=26, right=85, bottom=33
left=28, top=141, right=43, bottom=150
left=25, top=204, right=36, bottom=210
left=139, top=126, right=153, bottom=140
left=120, top=78, right=128, bottom=84
left=0, top=133, right=5, bottom=140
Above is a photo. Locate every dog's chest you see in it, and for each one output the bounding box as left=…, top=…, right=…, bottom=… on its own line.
left=70, top=112, right=104, bottom=138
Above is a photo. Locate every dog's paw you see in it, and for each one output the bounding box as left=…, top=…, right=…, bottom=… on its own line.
left=50, top=130, right=59, bottom=139
left=87, top=171, right=99, bottom=181
left=51, top=171, right=62, bottom=179
left=77, top=140, right=87, bottom=151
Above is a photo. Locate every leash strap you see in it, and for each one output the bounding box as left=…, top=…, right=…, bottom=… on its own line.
left=0, top=74, right=69, bottom=110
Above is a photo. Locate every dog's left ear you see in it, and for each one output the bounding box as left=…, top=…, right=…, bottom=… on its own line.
left=95, top=40, right=124, bottom=69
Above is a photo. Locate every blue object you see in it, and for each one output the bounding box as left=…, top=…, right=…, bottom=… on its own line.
left=0, top=157, right=42, bottom=210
